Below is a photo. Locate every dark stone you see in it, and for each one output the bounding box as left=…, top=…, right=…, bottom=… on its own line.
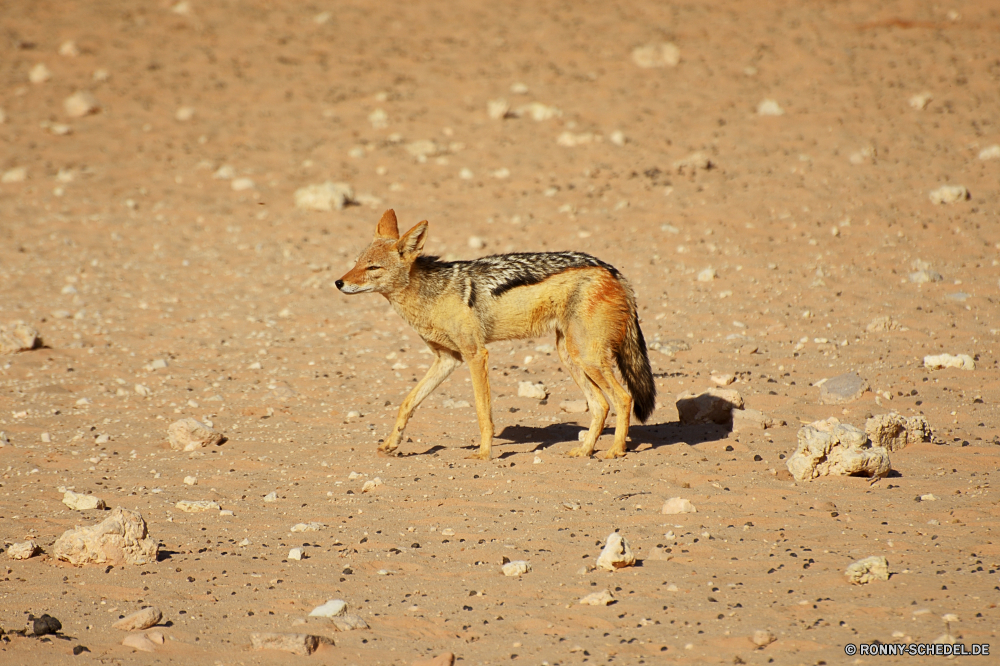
left=32, top=614, right=62, bottom=636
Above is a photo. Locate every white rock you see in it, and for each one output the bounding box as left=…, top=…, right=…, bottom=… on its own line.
left=468, top=236, right=485, bottom=250
left=661, top=498, right=697, bottom=515
left=368, top=108, right=388, bottom=129
left=29, top=63, right=52, bottom=84
left=264, top=491, right=278, bottom=502
left=609, top=130, right=626, bottom=146
left=845, top=555, right=890, bottom=584
left=59, top=40, right=80, bottom=57
left=559, top=400, right=588, bottom=414
left=250, top=632, right=322, bottom=655
left=294, top=181, right=354, bottom=211
left=53, top=507, right=158, bottom=566
left=929, top=185, right=968, bottom=204
left=134, top=384, right=151, bottom=397
left=923, top=353, right=975, bottom=370
left=756, top=99, right=784, bottom=116
left=487, top=98, right=511, bottom=120
left=596, top=533, right=636, bottom=571
left=0, top=322, right=40, bottom=355
left=514, top=102, right=561, bottom=121
left=579, top=589, right=615, bottom=606
left=732, top=408, right=774, bottom=432
left=175, top=500, right=221, bottom=513
left=308, top=599, right=347, bottom=617
left=908, top=92, right=932, bottom=110
left=920, top=493, right=938, bottom=502
left=2, top=167, right=27, bottom=184
left=122, top=633, right=157, bottom=652
left=7, top=540, right=39, bottom=560
left=631, top=43, right=680, bottom=68
left=183, top=476, right=197, bottom=485
left=64, top=91, right=100, bottom=118
left=175, top=106, right=195, bottom=122
left=291, top=522, right=324, bottom=532
left=213, top=165, right=235, bottom=180
left=405, top=139, right=443, bottom=159
left=288, top=547, right=306, bottom=560
left=557, top=132, right=595, bottom=147
left=231, top=177, right=255, bottom=191
left=113, top=607, right=162, bottom=631
left=361, top=477, right=383, bottom=493
left=63, top=490, right=106, bottom=511
left=978, top=145, right=1000, bottom=160
left=710, top=373, right=735, bottom=386
left=751, top=630, right=776, bottom=647
left=517, top=381, right=547, bottom=400
left=501, top=560, right=531, bottom=576
left=168, top=418, right=223, bottom=451
left=697, top=268, right=717, bottom=282
left=674, top=152, right=712, bottom=174
left=865, top=414, right=931, bottom=451
left=331, top=614, right=368, bottom=631
left=787, top=418, right=890, bottom=481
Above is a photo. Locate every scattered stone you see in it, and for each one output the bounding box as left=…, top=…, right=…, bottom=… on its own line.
left=294, top=181, right=355, bottom=211
left=113, top=607, right=162, bottom=631
left=487, top=98, right=511, bottom=120
left=865, top=414, right=932, bottom=451
left=331, top=614, right=368, bottom=631
left=53, top=507, right=158, bottom=566
left=59, top=40, right=80, bottom=57
left=579, top=589, right=616, bottom=606
left=676, top=388, right=744, bottom=425
left=923, top=353, right=975, bottom=371
left=845, top=555, right=890, bottom=584
left=751, top=630, right=776, bottom=647
left=514, top=102, right=561, bottom=121
left=649, top=339, right=690, bottom=356
left=63, top=491, right=106, bottom=511
left=696, top=268, right=717, bottom=282
left=64, top=91, right=99, bottom=118
left=168, top=418, right=224, bottom=451
left=559, top=399, right=588, bottom=413
left=502, top=560, right=531, bottom=576
left=263, top=491, right=279, bottom=502
left=412, top=653, right=455, bottom=666
left=596, top=533, right=635, bottom=571
left=0, top=431, right=9, bottom=447
left=309, top=599, right=347, bottom=617
left=288, top=547, right=306, bottom=560
left=661, top=498, right=697, bottom=515
left=361, top=477, right=383, bottom=493
left=518, top=381, right=548, bottom=400
left=710, top=373, right=735, bottom=386
left=467, top=235, right=486, bottom=250
left=405, top=139, right=444, bottom=160
left=291, top=522, right=324, bottom=533
left=175, top=500, right=220, bottom=513
left=231, top=177, right=255, bottom=191
left=818, top=372, right=869, bottom=405
left=7, top=540, right=40, bottom=560
left=134, top=384, right=152, bottom=397
left=29, top=63, right=52, bottom=84
left=866, top=316, right=898, bottom=332
left=673, top=152, right=712, bottom=174
left=73, top=645, right=90, bottom=655
left=757, top=99, right=784, bottom=116
left=250, top=632, right=324, bottom=655
left=909, top=92, right=932, bottom=110
left=0, top=321, right=42, bottom=354
left=909, top=268, right=943, bottom=284
left=557, top=132, right=595, bottom=147
left=787, top=418, right=890, bottom=482
left=920, top=493, right=938, bottom=502
left=631, top=42, right=680, bottom=68
left=2, top=167, right=27, bottom=183
left=929, top=184, right=968, bottom=204
left=183, top=476, right=197, bottom=485
left=732, top=408, right=774, bottom=432
left=978, top=144, right=1000, bottom=160
left=368, top=108, right=388, bottom=129
left=175, top=106, right=195, bottom=122
left=30, top=614, right=62, bottom=636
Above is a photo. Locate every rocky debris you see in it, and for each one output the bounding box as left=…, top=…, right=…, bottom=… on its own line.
left=72, top=645, right=90, bottom=655
left=167, top=418, right=224, bottom=451
left=288, top=547, right=306, bottom=560
left=673, top=151, right=712, bottom=174
left=62, top=491, right=106, bottom=511
left=676, top=388, right=744, bottom=424
left=361, top=477, right=383, bottom=493
left=309, top=599, right=347, bottom=618
left=696, top=267, right=717, bottom=282
left=331, top=615, right=369, bottom=631
left=818, top=372, right=869, bottom=405
left=787, top=418, right=890, bottom=481
left=559, top=400, right=588, bottom=413
left=183, top=476, right=197, bottom=485
left=757, top=99, right=784, bottom=116
left=579, top=589, right=616, bottom=606
left=29, top=63, right=52, bottom=84
left=710, top=373, right=735, bottom=386
left=7, top=540, right=40, bottom=560
left=0, top=321, right=42, bottom=354
left=175, top=106, right=195, bottom=121
left=263, top=491, right=279, bottom=502
left=0, top=431, right=9, bottom=447
left=122, top=632, right=158, bottom=652
left=979, top=144, right=1000, bottom=160
left=501, top=560, right=531, bottom=576
left=291, top=522, right=324, bottom=533
left=412, top=653, right=455, bottom=666
left=405, top=139, right=445, bottom=160
left=909, top=268, right=943, bottom=283
left=865, top=414, right=932, bottom=451
left=661, top=498, right=697, bottom=514
left=2, top=166, right=27, bottom=183
left=175, top=500, right=220, bottom=513
left=113, top=607, right=162, bottom=631
left=908, top=92, right=932, bottom=109
left=250, top=632, right=326, bottom=655
left=29, top=614, right=62, bottom=636
left=596, top=533, right=635, bottom=571
left=631, top=42, right=680, bottom=68
left=924, top=353, right=975, bottom=371
left=514, top=102, right=561, bottom=121
left=866, top=316, right=898, bottom=332
left=64, top=91, right=99, bottom=118
left=648, top=339, right=690, bottom=356
left=557, top=132, right=595, bottom=147
left=919, top=493, right=938, bottom=502
left=53, top=507, right=158, bottom=566
left=231, top=177, right=255, bottom=191
left=732, top=408, right=774, bottom=432
left=751, top=630, right=776, bottom=647
left=929, top=184, right=968, bottom=204
left=845, top=555, right=890, bottom=584
left=517, top=381, right=547, bottom=400
left=293, top=181, right=355, bottom=211
left=487, top=98, right=511, bottom=120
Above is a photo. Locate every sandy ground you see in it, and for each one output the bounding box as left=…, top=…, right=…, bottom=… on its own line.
left=2, top=1, right=999, bottom=664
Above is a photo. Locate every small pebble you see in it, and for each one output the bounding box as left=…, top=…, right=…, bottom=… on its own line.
left=756, top=99, right=784, bottom=116
left=578, top=589, right=615, bottom=606
left=29, top=63, right=52, bottom=84
left=175, top=106, right=195, bottom=122
left=631, top=43, right=680, bottom=68
left=64, top=91, right=99, bottom=118
left=231, top=177, right=255, bottom=191
left=662, top=498, right=697, bottom=514
left=288, top=547, right=306, bottom=560
left=929, top=184, right=968, bottom=204
left=517, top=382, right=547, bottom=400
left=751, top=629, right=776, bottom=647
left=175, top=500, right=220, bottom=513
left=501, top=560, right=531, bottom=576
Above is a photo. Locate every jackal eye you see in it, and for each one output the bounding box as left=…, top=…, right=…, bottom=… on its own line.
left=366, top=265, right=382, bottom=271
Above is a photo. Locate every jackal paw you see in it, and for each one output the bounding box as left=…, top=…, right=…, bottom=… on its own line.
left=565, top=446, right=593, bottom=458
left=376, top=445, right=400, bottom=458
left=465, top=451, right=491, bottom=461
left=601, top=448, right=627, bottom=459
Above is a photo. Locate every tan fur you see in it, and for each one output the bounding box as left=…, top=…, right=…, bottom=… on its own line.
left=336, top=210, right=654, bottom=460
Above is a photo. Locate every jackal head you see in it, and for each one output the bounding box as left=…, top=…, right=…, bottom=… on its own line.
left=335, top=209, right=427, bottom=295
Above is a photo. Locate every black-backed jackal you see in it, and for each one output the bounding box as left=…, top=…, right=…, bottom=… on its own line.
left=336, top=210, right=655, bottom=460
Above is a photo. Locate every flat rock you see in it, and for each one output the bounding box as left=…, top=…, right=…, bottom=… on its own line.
left=649, top=339, right=691, bottom=357
left=631, top=42, right=680, bottom=68
left=291, top=522, right=325, bottom=532
left=845, top=555, right=890, bottom=584
left=786, top=418, right=890, bottom=481
left=595, top=533, right=635, bottom=571
left=64, top=91, right=100, bottom=118
left=579, top=589, right=615, bottom=606
left=63, top=490, right=106, bottom=511
left=818, top=372, right=869, bottom=405
left=732, top=408, right=773, bottom=432
left=113, top=607, right=162, bottom=631
left=331, top=614, right=368, bottom=631
left=929, top=184, right=968, bottom=204
left=866, top=316, right=898, bottom=332
left=294, top=181, right=354, bottom=211
left=910, top=269, right=943, bottom=284
left=168, top=418, right=223, bottom=451
left=559, top=399, right=588, bottom=413
left=309, top=599, right=347, bottom=618
left=175, top=500, right=220, bottom=513
left=7, top=540, right=40, bottom=560
left=53, top=507, right=158, bottom=566
left=0, top=321, right=42, bottom=354
left=517, top=381, right=547, bottom=399
left=250, top=632, right=325, bottom=655
left=865, top=413, right=932, bottom=451
left=661, top=498, right=697, bottom=514
left=501, top=560, right=531, bottom=576
left=924, top=353, right=975, bottom=370
left=676, top=388, right=744, bottom=424
left=288, top=547, right=306, bottom=560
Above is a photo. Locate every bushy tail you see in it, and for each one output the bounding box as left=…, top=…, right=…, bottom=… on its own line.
left=615, top=312, right=656, bottom=423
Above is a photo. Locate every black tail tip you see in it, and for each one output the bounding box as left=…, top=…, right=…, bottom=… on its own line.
left=633, top=393, right=656, bottom=424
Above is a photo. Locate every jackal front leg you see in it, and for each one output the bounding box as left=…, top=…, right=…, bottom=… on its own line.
left=464, top=347, right=495, bottom=460
left=380, top=349, right=461, bottom=455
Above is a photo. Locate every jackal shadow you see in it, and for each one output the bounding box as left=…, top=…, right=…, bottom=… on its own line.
left=492, top=421, right=729, bottom=458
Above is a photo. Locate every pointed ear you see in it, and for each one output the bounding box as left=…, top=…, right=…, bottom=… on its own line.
left=396, top=221, right=428, bottom=258
left=375, top=209, right=399, bottom=240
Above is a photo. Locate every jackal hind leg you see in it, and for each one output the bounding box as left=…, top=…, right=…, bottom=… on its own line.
left=594, top=362, right=632, bottom=459
left=557, top=332, right=609, bottom=458
left=381, top=348, right=461, bottom=454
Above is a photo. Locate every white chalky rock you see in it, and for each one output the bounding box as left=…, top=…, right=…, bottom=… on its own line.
left=579, top=589, right=615, bottom=606
left=63, top=490, right=106, bottom=511
left=757, top=99, right=785, bottom=116
left=487, top=98, right=511, bottom=120
left=674, top=152, right=712, bottom=174
left=696, top=268, right=717, bottom=282
left=661, top=498, right=697, bottom=514
left=557, top=132, right=595, bottom=147
left=183, top=476, right=197, bottom=485
left=517, top=382, right=547, bottom=400
left=923, top=353, right=975, bottom=370
left=331, top=614, right=368, bottom=631
left=0, top=321, right=42, bottom=354
left=751, top=630, right=777, bottom=647
left=710, top=373, right=735, bottom=386
left=865, top=414, right=932, bottom=451
left=113, top=607, right=163, bottom=631
left=175, top=106, right=195, bottom=122
left=175, top=500, right=220, bottom=513
left=909, top=92, right=932, bottom=110
left=168, top=418, right=223, bottom=451
left=29, top=63, right=52, bottom=84
left=978, top=145, right=1000, bottom=160
left=134, top=384, right=151, bottom=397
left=263, top=491, right=278, bottom=502
left=122, top=633, right=158, bottom=652
left=596, top=533, right=636, bottom=571
left=294, top=181, right=354, bottom=211
left=514, top=102, right=561, bottom=121
left=308, top=599, right=347, bottom=617
left=929, top=185, right=968, bottom=204
left=361, top=477, right=383, bottom=493
left=64, top=91, right=100, bottom=118
left=732, top=408, right=774, bottom=432
left=291, top=522, right=324, bottom=532
left=231, top=177, right=255, bottom=191
left=631, top=43, right=680, bottom=68
left=405, top=139, right=443, bottom=159
left=288, top=547, right=306, bottom=560
left=2, top=167, right=27, bottom=184
left=7, top=540, right=40, bottom=560
left=250, top=632, right=322, bottom=655
left=786, top=418, right=890, bottom=481
left=53, top=507, right=158, bottom=566
left=845, top=555, right=890, bottom=584
left=502, top=560, right=531, bottom=576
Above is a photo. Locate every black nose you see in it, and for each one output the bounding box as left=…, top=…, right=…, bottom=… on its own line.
left=335, top=280, right=344, bottom=290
